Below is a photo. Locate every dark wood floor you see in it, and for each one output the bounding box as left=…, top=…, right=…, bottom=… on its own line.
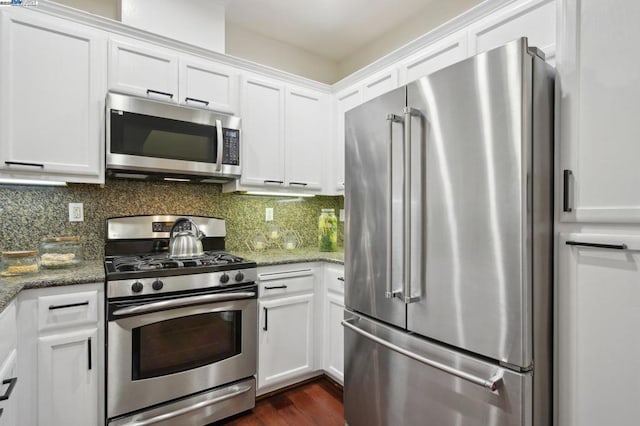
left=216, top=377, right=344, bottom=426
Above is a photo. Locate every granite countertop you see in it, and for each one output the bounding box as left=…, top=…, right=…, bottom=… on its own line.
left=230, top=248, right=344, bottom=266
left=0, top=260, right=105, bottom=314
left=0, top=250, right=343, bottom=313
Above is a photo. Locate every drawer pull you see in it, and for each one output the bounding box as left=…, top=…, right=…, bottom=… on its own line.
left=5, top=161, right=44, bottom=168
left=264, top=285, right=288, bottom=290
left=49, top=301, right=89, bottom=310
left=264, top=180, right=284, bottom=185
left=566, top=241, right=628, bottom=250
left=185, top=97, right=210, bottom=106
left=337, top=277, right=345, bottom=282
left=146, top=89, right=174, bottom=99
left=0, top=377, right=17, bottom=401
left=289, top=182, right=308, bottom=186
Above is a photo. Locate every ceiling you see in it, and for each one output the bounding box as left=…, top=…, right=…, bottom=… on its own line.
left=225, top=0, right=477, bottom=62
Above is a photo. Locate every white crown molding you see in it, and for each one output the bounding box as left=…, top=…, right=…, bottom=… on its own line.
left=30, top=0, right=518, bottom=94
left=331, top=0, right=518, bottom=92
left=31, top=0, right=333, bottom=93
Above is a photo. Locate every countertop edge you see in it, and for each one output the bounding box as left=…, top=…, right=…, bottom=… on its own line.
left=0, top=254, right=344, bottom=313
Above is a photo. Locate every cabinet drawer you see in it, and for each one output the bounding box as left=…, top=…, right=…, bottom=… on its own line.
left=38, top=290, right=98, bottom=331
left=259, top=268, right=314, bottom=298
left=324, top=265, right=345, bottom=294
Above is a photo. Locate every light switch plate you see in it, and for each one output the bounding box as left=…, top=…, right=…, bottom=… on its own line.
left=339, top=209, right=345, bottom=222
left=69, top=203, right=84, bottom=222
left=265, top=207, right=274, bottom=222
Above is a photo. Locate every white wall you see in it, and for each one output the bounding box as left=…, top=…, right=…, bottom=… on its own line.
left=226, top=24, right=339, bottom=84
left=336, top=0, right=484, bottom=80
left=53, top=0, right=120, bottom=20
left=120, top=0, right=226, bottom=53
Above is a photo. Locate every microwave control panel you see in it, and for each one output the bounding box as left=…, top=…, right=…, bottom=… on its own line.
left=222, top=129, right=240, bottom=165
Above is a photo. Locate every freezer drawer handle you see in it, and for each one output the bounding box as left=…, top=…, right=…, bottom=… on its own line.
left=565, top=241, right=627, bottom=250
left=128, top=384, right=252, bottom=426
left=112, top=292, right=256, bottom=316
left=342, top=318, right=504, bottom=391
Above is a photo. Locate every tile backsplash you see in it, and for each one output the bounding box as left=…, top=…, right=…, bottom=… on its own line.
left=0, top=179, right=344, bottom=259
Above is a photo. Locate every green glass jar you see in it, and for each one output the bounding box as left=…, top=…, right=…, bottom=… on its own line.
left=318, top=209, right=338, bottom=252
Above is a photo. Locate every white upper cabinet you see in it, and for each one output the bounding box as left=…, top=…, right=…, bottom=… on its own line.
left=398, top=31, right=468, bottom=85
left=240, top=76, right=286, bottom=187
left=468, top=0, right=556, bottom=64
left=333, top=85, right=364, bottom=193
left=178, top=56, right=238, bottom=114
left=558, top=0, right=640, bottom=223
left=361, top=66, right=399, bottom=103
left=0, top=9, right=106, bottom=184
left=284, top=86, right=329, bottom=191
left=108, top=38, right=178, bottom=102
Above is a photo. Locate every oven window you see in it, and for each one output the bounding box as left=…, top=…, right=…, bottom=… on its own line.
left=132, top=311, right=241, bottom=380
left=110, top=110, right=217, bottom=163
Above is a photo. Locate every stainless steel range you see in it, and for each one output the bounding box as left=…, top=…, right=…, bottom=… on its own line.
left=104, top=215, right=257, bottom=426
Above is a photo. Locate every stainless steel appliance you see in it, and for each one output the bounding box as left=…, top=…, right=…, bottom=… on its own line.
left=343, top=38, right=554, bottom=426
left=105, top=215, right=257, bottom=426
left=106, top=93, right=241, bottom=182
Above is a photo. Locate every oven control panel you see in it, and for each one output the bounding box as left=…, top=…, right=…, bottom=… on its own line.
left=152, top=221, right=193, bottom=233
left=107, top=268, right=258, bottom=298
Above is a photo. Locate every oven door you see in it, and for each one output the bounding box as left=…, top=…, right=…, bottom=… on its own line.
left=107, top=289, right=256, bottom=420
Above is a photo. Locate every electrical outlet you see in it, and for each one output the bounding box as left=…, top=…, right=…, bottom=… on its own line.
left=265, top=207, right=274, bottom=222
left=339, top=209, right=345, bottom=222
left=69, top=203, right=84, bottom=222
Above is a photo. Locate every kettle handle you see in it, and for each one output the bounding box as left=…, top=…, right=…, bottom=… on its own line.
left=169, top=217, right=203, bottom=240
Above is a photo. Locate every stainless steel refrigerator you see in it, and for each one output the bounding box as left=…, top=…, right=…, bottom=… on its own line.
left=343, top=38, right=553, bottom=426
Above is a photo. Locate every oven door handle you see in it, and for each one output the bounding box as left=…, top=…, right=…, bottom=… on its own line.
left=111, top=292, right=256, bottom=317
left=129, top=384, right=252, bottom=426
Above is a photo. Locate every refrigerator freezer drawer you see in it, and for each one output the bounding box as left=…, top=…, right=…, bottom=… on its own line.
left=344, top=313, right=532, bottom=426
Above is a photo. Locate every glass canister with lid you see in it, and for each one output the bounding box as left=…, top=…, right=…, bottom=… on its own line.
left=1, top=250, right=40, bottom=276
left=318, top=208, right=338, bottom=252
left=39, top=236, right=83, bottom=268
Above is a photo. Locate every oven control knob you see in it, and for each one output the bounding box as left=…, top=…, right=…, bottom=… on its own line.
left=131, top=281, right=143, bottom=293
left=234, top=272, right=245, bottom=282
left=152, top=279, right=164, bottom=291
left=220, top=273, right=230, bottom=284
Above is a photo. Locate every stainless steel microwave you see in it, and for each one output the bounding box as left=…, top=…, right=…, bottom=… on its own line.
left=106, top=93, right=241, bottom=182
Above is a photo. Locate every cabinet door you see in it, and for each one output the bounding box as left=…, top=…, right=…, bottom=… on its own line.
left=108, top=38, right=178, bottom=101
left=324, top=292, right=344, bottom=384
left=334, top=86, right=363, bottom=193
left=258, top=294, right=314, bottom=390
left=558, top=233, right=640, bottom=426
left=240, top=76, right=286, bottom=187
left=468, top=0, right=556, bottom=64
left=179, top=56, right=238, bottom=113
left=361, top=66, right=398, bottom=103
left=284, top=87, right=329, bottom=191
left=0, top=10, right=106, bottom=183
left=558, top=0, right=640, bottom=222
left=38, top=328, right=98, bottom=426
left=398, top=31, right=468, bottom=85
left=0, top=350, right=17, bottom=426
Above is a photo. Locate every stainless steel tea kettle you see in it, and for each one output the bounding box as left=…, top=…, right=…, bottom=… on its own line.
left=169, top=217, right=205, bottom=258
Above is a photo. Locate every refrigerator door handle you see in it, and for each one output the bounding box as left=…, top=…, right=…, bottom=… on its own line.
left=386, top=113, right=403, bottom=299
left=342, top=318, right=504, bottom=391
left=402, top=106, right=420, bottom=304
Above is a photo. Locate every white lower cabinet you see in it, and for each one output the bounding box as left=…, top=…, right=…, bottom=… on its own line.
left=322, top=265, right=345, bottom=384
left=17, top=283, right=104, bottom=426
left=558, top=233, right=640, bottom=426
left=0, top=301, right=18, bottom=426
left=257, top=266, right=317, bottom=394
left=38, top=328, right=98, bottom=426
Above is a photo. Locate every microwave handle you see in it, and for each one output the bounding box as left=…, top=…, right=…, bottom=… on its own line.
left=216, top=119, right=223, bottom=172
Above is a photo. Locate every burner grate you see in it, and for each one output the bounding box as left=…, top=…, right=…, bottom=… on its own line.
left=109, top=251, right=244, bottom=273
